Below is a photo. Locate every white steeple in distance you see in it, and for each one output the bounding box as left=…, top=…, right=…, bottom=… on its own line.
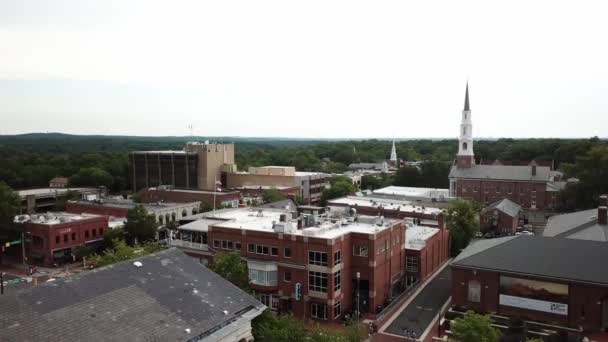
left=458, top=83, right=474, bottom=157
left=390, top=139, right=397, bottom=162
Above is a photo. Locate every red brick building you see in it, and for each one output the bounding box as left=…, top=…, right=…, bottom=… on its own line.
left=404, top=223, right=450, bottom=287
left=479, top=198, right=522, bottom=235
left=448, top=236, right=608, bottom=338
left=22, top=212, right=108, bottom=266
left=170, top=207, right=407, bottom=323
left=448, top=84, right=563, bottom=224
left=66, top=199, right=200, bottom=226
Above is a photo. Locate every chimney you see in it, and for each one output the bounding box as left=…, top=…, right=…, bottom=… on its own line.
left=530, top=160, right=537, bottom=177
left=599, top=195, right=608, bottom=225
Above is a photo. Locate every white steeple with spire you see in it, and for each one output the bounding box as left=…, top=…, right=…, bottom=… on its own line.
left=456, top=83, right=474, bottom=168
left=390, top=139, right=397, bottom=163
left=458, top=83, right=474, bottom=153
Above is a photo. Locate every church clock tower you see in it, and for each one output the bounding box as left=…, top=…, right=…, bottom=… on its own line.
left=456, top=83, right=475, bottom=169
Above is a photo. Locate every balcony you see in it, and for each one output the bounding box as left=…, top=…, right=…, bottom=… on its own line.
left=169, top=239, right=208, bottom=251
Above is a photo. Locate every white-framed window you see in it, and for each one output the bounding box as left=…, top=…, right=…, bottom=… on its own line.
left=334, top=270, right=341, bottom=291
left=353, top=245, right=368, bottom=257
left=333, top=301, right=341, bottom=319
left=311, top=303, right=327, bottom=320
left=309, top=251, right=328, bottom=266
left=333, top=250, right=341, bottom=266
left=309, top=271, right=328, bottom=292
left=406, top=256, right=419, bottom=273
left=249, top=269, right=278, bottom=286
left=258, top=294, right=280, bottom=310
left=248, top=243, right=255, bottom=253
left=468, top=280, right=481, bottom=303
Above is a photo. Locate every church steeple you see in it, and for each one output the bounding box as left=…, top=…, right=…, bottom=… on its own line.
left=390, top=139, right=397, bottom=164
left=456, top=83, right=474, bottom=169
left=464, top=82, right=470, bottom=111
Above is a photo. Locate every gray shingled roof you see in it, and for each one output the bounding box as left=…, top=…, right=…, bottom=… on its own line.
left=452, top=236, right=608, bottom=285
left=543, top=208, right=608, bottom=242
left=0, top=248, right=264, bottom=342
left=449, top=164, right=551, bottom=182
left=482, top=198, right=521, bottom=218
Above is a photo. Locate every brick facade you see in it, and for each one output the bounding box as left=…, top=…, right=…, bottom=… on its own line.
left=451, top=267, right=608, bottom=333
left=24, top=215, right=109, bottom=267
left=480, top=209, right=519, bottom=235
left=183, top=220, right=407, bottom=323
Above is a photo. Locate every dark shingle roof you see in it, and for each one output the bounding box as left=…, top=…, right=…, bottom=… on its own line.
left=452, top=236, right=608, bottom=285
left=0, top=248, right=264, bottom=342
left=482, top=198, right=521, bottom=218
left=543, top=208, right=608, bottom=242
left=449, top=164, right=552, bottom=182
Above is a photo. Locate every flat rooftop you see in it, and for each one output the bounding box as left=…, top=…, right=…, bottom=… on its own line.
left=147, top=188, right=239, bottom=195
left=17, top=188, right=96, bottom=198
left=373, top=186, right=450, bottom=199
left=22, top=212, right=102, bottom=225
left=199, top=207, right=399, bottom=239
left=72, top=199, right=198, bottom=210
left=405, top=225, right=440, bottom=250
left=234, top=185, right=295, bottom=190
left=327, top=196, right=443, bottom=215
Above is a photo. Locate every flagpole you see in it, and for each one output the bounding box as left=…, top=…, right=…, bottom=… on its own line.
left=213, top=175, right=217, bottom=217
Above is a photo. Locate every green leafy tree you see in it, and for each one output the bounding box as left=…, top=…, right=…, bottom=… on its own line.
left=262, top=188, right=286, bottom=203
left=91, top=239, right=163, bottom=267
left=446, top=199, right=480, bottom=256
left=72, top=245, right=94, bottom=258
left=210, top=251, right=250, bottom=290
left=320, top=177, right=355, bottom=206
left=0, top=182, right=21, bottom=264
left=558, top=145, right=608, bottom=211
left=102, top=227, right=125, bottom=249
left=124, top=205, right=158, bottom=245
left=69, top=167, right=114, bottom=188
left=252, top=311, right=308, bottom=342
left=451, top=311, right=499, bottom=342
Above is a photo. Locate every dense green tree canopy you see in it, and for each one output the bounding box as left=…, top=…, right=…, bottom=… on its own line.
left=210, top=251, right=250, bottom=290
left=0, top=181, right=20, bottom=244
left=451, top=311, right=499, bottom=342
left=262, top=188, right=286, bottom=203
left=124, top=205, right=158, bottom=245
left=320, top=176, right=355, bottom=206
left=1, top=134, right=606, bottom=211
left=558, top=145, right=608, bottom=211
left=446, top=199, right=481, bottom=256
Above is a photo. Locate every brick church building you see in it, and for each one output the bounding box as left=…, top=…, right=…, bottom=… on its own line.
left=448, top=84, right=564, bottom=223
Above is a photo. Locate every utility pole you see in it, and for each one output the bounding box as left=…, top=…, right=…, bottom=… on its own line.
left=356, top=271, right=360, bottom=320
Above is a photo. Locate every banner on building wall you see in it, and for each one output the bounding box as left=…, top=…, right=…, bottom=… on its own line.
left=499, top=276, right=568, bottom=316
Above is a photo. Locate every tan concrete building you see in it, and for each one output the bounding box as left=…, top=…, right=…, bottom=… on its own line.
left=225, top=166, right=330, bottom=204
left=129, top=141, right=235, bottom=191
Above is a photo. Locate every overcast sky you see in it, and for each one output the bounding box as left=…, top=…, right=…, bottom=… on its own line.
left=1, top=0, right=607, bottom=138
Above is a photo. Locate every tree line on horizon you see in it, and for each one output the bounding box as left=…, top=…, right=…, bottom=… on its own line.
left=0, top=134, right=606, bottom=210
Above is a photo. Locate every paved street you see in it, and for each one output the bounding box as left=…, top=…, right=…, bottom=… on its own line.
left=384, top=267, right=451, bottom=338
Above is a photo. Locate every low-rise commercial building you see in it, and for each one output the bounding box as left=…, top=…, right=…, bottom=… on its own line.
left=19, top=212, right=109, bottom=266
left=480, top=198, right=522, bottom=236
left=449, top=236, right=608, bottom=339
left=226, top=166, right=329, bottom=204
left=326, top=196, right=445, bottom=228
left=17, top=187, right=97, bottom=214
left=137, top=187, right=240, bottom=208
left=170, top=206, right=406, bottom=322
left=542, top=194, right=608, bottom=242
left=0, top=248, right=266, bottom=342
left=65, top=198, right=200, bottom=226
left=49, top=177, right=68, bottom=188
left=404, top=221, right=450, bottom=287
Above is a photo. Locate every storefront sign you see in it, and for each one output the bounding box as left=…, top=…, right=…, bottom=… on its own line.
left=499, top=294, right=568, bottom=316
